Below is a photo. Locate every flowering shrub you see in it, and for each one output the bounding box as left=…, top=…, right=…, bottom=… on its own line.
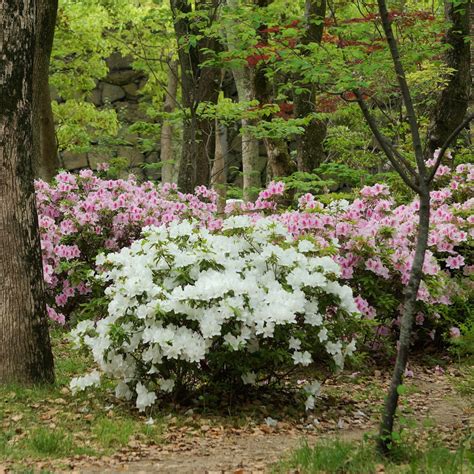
left=36, top=170, right=221, bottom=324
left=228, top=164, right=473, bottom=349
left=38, top=162, right=472, bottom=350
left=70, top=217, right=360, bottom=411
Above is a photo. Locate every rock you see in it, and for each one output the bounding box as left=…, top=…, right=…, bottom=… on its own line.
left=106, top=52, right=133, bottom=71
left=102, top=83, right=125, bottom=103
left=90, top=87, right=103, bottom=107
left=117, top=146, right=144, bottom=166
left=106, top=70, right=143, bottom=86
left=88, top=150, right=112, bottom=170
left=62, top=151, right=88, bottom=170
left=123, top=82, right=139, bottom=98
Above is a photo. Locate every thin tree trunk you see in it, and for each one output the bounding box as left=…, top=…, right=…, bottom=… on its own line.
left=425, top=0, right=471, bottom=156
left=161, top=60, right=178, bottom=184
left=254, top=0, right=295, bottom=180
left=33, top=0, right=60, bottom=181
left=226, top=0, right=262, bottom=201
left=0, top=0, right=55, bottom=384
left=378, top=190, right=430, bottom=452
left=234, top=66, right=262, bottom=199
left=294, top=0, right=327, bottom=172
left=211, top=119, right=228, bottom=213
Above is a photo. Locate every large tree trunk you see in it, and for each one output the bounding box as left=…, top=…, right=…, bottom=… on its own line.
left=294, top=0, right=327, bottom=172
left=33, top=0, right=60, bottom=181
left=171, top=0, right=221, bottom=193
left=160, top=60, right=179, bottom=184
left=0, top=0, right=55, bottom=385
left=425, top=0, right=471, bottom=156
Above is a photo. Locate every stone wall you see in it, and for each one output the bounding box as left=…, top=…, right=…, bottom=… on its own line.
left=58, top=52, right=161, bottom=179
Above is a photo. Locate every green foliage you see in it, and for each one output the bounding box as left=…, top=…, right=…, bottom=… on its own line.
left=53, top=100, right=119, bottom=153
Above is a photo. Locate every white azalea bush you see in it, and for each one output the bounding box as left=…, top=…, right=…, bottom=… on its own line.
left=70, top=216, right=361, bottom=412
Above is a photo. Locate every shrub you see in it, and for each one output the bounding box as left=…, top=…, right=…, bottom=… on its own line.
left=36, top=169, right=221, bottom=324
left=229, top=164, right=473, bottom=350
left=70, top=217, right=360, bottom=411
left=38, top=162, right=472, bottom=350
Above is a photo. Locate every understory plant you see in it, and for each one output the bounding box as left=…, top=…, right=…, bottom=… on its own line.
left=70, top=217, right=360, bottom=411
left=38, top=163, right=472, bottom=350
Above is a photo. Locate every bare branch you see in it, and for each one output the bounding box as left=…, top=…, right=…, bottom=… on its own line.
left=353, top=89, right=420, bottom=193
left=377, top=0, right=426, bottom=177
left=427, top=113, right=473, bottom=183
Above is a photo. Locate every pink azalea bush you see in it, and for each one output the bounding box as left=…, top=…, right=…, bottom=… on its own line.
left=37, top=169, right=222, bottom=324
left=226, top=164, right=473, bottom=349
left=37, top=163, right=472, bottom=349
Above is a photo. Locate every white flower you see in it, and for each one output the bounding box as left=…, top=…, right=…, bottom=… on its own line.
left=135, top=382, right=157, bottom=412
left=298, top=239, right=315, bottom=253
left=344, top=339, right=357, bottom=357
left=70, top=370, right=101, bottom=393
left=288, top=337, right=301, bottom=351
left=96, top=253, right=107, bottom=266
left=304, top=380, right=321, bottom=397
left=292, top=351, right=312, bottom=366
left=318, top=328, right=328, bottom=342
left=222, top=215, right=252, bottom=230
left=241, top=372, right=257, bottom=385
left=305, top=395, right=315, bottom=411
left=158, top=378, right=175, bottom=393
left=325, top=340, right=342, bottom=355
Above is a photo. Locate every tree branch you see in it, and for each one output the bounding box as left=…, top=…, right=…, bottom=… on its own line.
left=377, top=0, right=426, bottom=177
left=353, top=89, right=420, bottom=193
left=427, top=113, right=473, bottom=183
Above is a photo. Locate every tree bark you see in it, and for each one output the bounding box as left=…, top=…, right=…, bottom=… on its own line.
left=160, top=60, right=179, bottom=184
left=254, top=0, right=296, bottom=179
left=425, top=0, right=471, bottom=156
left=171, top=0, right=221, bottom=193
left=0, top=0, right=55, bottom=385
left=226, top=0, right=262, bottom=201
left=211, top=120, right=228, bottom=213
left=33, top=0, right=60, bottom=181
left=294, top=0, right=327, bottom=172
left=378, top=190, right=430, bottom=452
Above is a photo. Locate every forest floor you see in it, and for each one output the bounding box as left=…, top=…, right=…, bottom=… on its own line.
left=0, top=335, right=472, bottom=473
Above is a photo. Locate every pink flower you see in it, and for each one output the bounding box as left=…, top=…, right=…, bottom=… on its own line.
left=449, top=327, right=461, bottom=338
left=446, top=255, right=465, bottom=269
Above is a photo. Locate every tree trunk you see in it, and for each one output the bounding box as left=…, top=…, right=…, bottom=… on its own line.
left=160, top=60, right=179, bottom=184
left=378, top=190, right=430, bottom=453
left=263, top=137, right=295, bottom=179
left=425, top=0, right=471, bottom=156
left=254, top=0, right=296, bottom=180
left=33, top=0, right=60, bottom=181
left=171, top=0, right=221, bottom=193
left=233, top=71, right=261, bottom=200
left=0, top=0, right=55, bottom=385
left=294, top=0, right=327, bottom=172
left=226, top=0, right=262, bottom=201
left=211, top=120, right=228, bottom=213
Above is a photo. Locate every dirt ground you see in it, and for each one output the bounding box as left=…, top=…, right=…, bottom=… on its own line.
left=26, top=364, right=471, bottom=474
